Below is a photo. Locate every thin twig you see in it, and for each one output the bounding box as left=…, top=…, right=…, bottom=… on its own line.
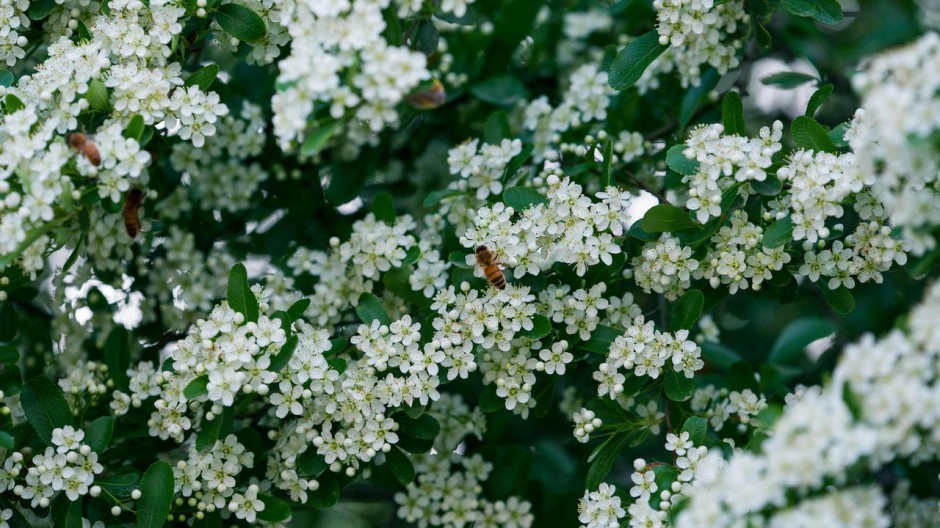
left=624, top=169, right=669, bottom=204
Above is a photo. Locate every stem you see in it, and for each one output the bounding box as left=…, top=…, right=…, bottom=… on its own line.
left=623, top=169, right=669, bottom=204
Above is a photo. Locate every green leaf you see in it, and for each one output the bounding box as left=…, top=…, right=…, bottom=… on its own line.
left=372, top=192, right=396, bottom=223
left=670, top=290, right=704, bottom=331
left=307, top=472, right=340, bottom=509
left=287, top=298, right=310, bottom=321
left=448, top=251, right=473, bottom=269
left=185, top=64, right=220, bottom=91
left=820, top=285, right=855, bottom=315
left=52, top=492, right=82, bottom=528
left=762, top=216, right=793, bottom=248
left=385, top=446, right=416, bottom=485
left=805, top=83, right=833, bottom=117
left=20, top=376, right=72, bottom=444
left=396, top=414, right=441, bottom=440
left=196, top=412, right=224, bottom=452
left=585, top=433, right=629, bottom=489
left=751, top=175, right=783, bottom=196
left=600, top=139, right=613, bottom=188
left=227, top=263, right=259, bottom=323
left=769, top=317, right=836, bottom=363
left=183, top=376, right=209, bottom=400
left=502, top=143, right=534, bottom=183
left=98, top=472, right=140, bottom=500
left=76, top=18, right=92, bottom=40
left=355, top=293, right=392, bottom=326
left=4, top=93, right=24, bottom=113
left=640, top=204, right=702, bottom=233
left=256, top=494, right=292, bottom=523
left=0, top=345, right=17, bottom=364
left=137, top=461, right=175, bottom=528
left=413, top=20, right=439, bottom=55
left=753, top=18, right=772, bottom=48
left=470, top=75, right=528, bottom=107
left=700, top=342, right=743, bottom=372
left=580, top=325, right=621, bottom=354
left=214, top=3, right=267, bottom=43
left=269, top=335, right=298, bottom=371
left=300, top=119, right=341, bottom=157
left=482, top=444, right=532, bottom=499
left=422, top=189, right=466, bottom=208
left=0, top=70, right=12, bottom=87
left=0, top=302, right=17, bottom=342
left=664, top=369, right=695, bottom=402
left=809, top=0, right=842, bottom=24
left=665, top=145, right=699, bottom=176
left=781, top=0, right=817, bottom=16
left=483, top=110, right=510, bottom=143
left=791, top=116, right=837, bottom=153
left=519, top=315, right=551, bottom=339
left=502, top=187, right=548, bottom=211
left=0, top=431, right=14, bottom=449
left=86, top=78, right=109, bottom=111
left=296, top=449, right=328, bottom=477
left=123, top=114, right=145, bottom=141
left=479, top=385, right=504, bottom=413
left=678, top=69, right=719, bottom=130
left=761, top=71, right=818, bottom=88
left=104, top=326, right=130, bottom=390
left=27, top=0, right=56, bottom=19
left=608, top=30, right=669, bottom=90
left=721, top=91, right=746, bottom=136
left=84, top=416, right=114, bottom=453
left=681, top=416, right=708, bottom=445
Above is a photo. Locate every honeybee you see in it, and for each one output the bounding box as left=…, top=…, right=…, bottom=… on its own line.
left=405, top=79, right=446, bottom=110
left=67, top=133, right=101, bottom=167
left=122, top=188, right=143, bottom=238
left=475, top=245, right=506, bottom=290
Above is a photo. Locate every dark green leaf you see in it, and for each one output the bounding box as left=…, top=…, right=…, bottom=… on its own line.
left=287, top=298, right=310, bottom=321
left=396, top=414, right=441, bottom=440
left=256, top=495, right=292, bottom=523
left=600, top=139, right=613, bottom=188
left=184, top=64, right=220, bottom=91
left=104, top=326, right=130, bottom=390
left=809, top=0, right=842, bottom=24
left=20, top=376, right=72, bottom=444
left=413, top=20, right=439, bottom=55
left=214, top=3, right=267, bottom=43
left=640, top=204, right=702, bottom=233
left=4, top=94, right=24, bottom=113
left=52, top=492, right=82, bottom=528
left=681, top=416, right=708, bottom=445
left=0, top=431, right=13, bottom=449
left=227, top=263, right=259, bottom=323
left=580, top=325, right=621, bottom=354
left=307, top=472, right=340, bottom=509
left=0, top=70, right=13, bottom=88
left=470, top=75, right=528, bottom=107
left=372, top=192, right=396, bottom=223
left=762, top=216, right=793, bottom=248
left=483, top=111, right=510, bottom=143
left=355, top=293, right=391, bottom=326
left=269, top=335, right=298, bottom=371
left=791, top=116, right=837, bottom=153
left=678, top=69, right=719, bottom=129
left=124, top=115, right=145, bottom=141
left=136, top=461, right=175, bottom=528
left=721, top=91, right=746, bottom=136
left=423, top=189, right=466, bottom=208
left=664, top=370, right=695, bottom=402
left=183, top=376, right=209, bottom=400
left=585, top=434, right=628, bottom=489
left=301, top=120, right=341, bottom=157
left=519, top=314, right=551, bottom=339
left=0, top=302, right=16, bottom=342
left=502, top=187, right=548, bottom=211
left=820, top=285, right=855, bottom=315
left=27, top=0, right=56, bottom=20
left=805, top=83, right=833, bottom=117
left=0, top=345, right=17, bottom=364
left=479, top=385, right=504, bottom=413
left=761, top=71, right=818, bottom=88
left=86, top=78, right=109, bottom=111
left=751, top=175, right=783, bottom=196
left=769, top=317, right=836, bottom=363
left=781, top=0, right=817, bottom=16
left=700, top=342, right=743, bottom=372
left=502, top=144, right=534, bottom=183
left=670, top=290, right=704, bottom=331
left=84, top=416, right=114, bottom=453
left=98, top=472, right=140, bottom=500
left=297, top=449, right=328, bottom=477
left=385, top=446, right=415, bottom=485
left=196, top=412, right=224, bottom=452
left=447, top=251, right=473, bottom=269
left=665, top=145, right=698, bottom=176
left=608, top=30, right=669, bottom=90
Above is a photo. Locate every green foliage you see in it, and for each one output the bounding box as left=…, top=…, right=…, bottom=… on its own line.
left=214, top=4, right=267, bottom=42
left=137, top=461, right=175, bottom=528
left=609, top=30, right=669, bottom=90
left=641, top=204, right=702, bottom=233
left=228, top=263, right=259, bottom=323
left=20, top=376, right=72, bottom=444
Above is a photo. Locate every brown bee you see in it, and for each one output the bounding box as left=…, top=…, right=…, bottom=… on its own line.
left=67, top=133, right=101, bottom=167
left=405, top=79, right=446, bottom=110
left=122, top=188, right=143, bottom=238
left=475, top=245, right=506, bottom=290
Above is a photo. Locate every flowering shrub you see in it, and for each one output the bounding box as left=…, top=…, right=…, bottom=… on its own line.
left=0, top=0, right=939, bottom=526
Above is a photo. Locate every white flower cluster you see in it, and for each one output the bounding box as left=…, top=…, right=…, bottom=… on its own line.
left=578, top=483, right=625, bottom=528
left=447, top=138, right=523, bottom=201
left=694, top=211, right=792, bottom=293
left=461, top=174, right=632, bottom=277
left=594, top=315, right=703, bottom=398
left=632, top=234, right=699, bottom=300
left=540, top=283, right=610, bottom=341
left=11, top=426, right=104, bottom=506
left=521, top=64, right=615, bottom=160
left=395, top=452, right=534, bottom=528
left=767, top=486, right=888, bottom=528
left=675, top=280, right=940, bottom=527
left=572, top=408, right=602, bottom=443
left=173, top=434, right=256, bottom=516
left=271, top=0, right=450, bottom=153
left=169, top=102, right=268, bottom=212
left=212, top=0, right=290, bottom=66
left=0, top=0, right=28, bottom=67
left=681, top=121, right=783, bottom=224
left=690, top=385, right=767, bottom=432
left=849, top=32, right=940, bottom=254
left=428, top=393, right=486, bottom=452
left=289, top=213, right=417, bottom=330
left=409, top=216, right=450, bottom=298
left=645, top=0, right=749, bottom=89
left=797, top=221, right=908, bottom=290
